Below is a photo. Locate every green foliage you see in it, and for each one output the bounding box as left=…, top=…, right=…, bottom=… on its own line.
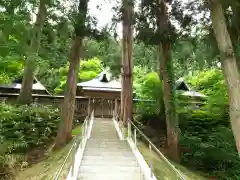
left=79, top=71, right=99, bottom=82
left=0, top=103, right=60, bottom=152
left=177, top=69, right=238, bottom=179
left=80, top=57, right=103, bottom=72
left=133, top=66, right=150, bottom=94
left=0, top=56, right=23, bottom=84
left=54, top=57, right=103, bottom=94
left=84, top=38, right=160, bottom=77
left=187, top=68, right=226, bottom=96
left=179, top=108, right=239, bottom=179
left=187, top=68, right=228, bottom=119
left=134, top=68, right=164, bottom=116
left=79, top=58, right=103, bottom=81
left=0, top=103, right=60, bottom=177
left=134, top=67, right=237, bottom=178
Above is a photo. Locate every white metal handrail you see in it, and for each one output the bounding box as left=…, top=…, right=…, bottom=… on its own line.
left=127, top=119, right=186, bottom=180
left=54, top=110, right=94, bottom=180
left=54, top=137, right=78, bottom=180
left=113, top=111, right=185, bottom=180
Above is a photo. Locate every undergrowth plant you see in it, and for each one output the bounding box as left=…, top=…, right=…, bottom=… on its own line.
left=0, top=103, right=60, bottom=178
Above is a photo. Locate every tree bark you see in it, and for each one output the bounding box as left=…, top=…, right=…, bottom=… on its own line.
left=157, top=0, right=179, bottom=162
left=17, top=0, right=47, bottom=104
left=122, top=0, right=134, bottom=125
left=228, top=5, right=240, bottom=71
left=55, top=37, right=82, bottom=146
left=210, top=0, right=240, bottom=156
left=120, top=42, right=126, bottom=121
left=55, top=0, right=89, bottom=147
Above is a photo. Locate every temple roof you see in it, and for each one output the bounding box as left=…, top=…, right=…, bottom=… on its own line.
left=77, top=72, right=206, bottom=97
left=0, top=77, right=47, bottom=91
left=176, top=78, right=206, bottom=98
left=176, top=77, right=191, bottom=91
left=77, top=72, right=121, bottom=92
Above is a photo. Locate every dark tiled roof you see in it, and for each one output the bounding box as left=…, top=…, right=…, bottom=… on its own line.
left=77, top=72, right=121, bottom=92
left=0, top=77, right=47, bottom=91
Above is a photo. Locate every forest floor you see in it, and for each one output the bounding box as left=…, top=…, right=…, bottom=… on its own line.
left=14, top=141, right=74, bottom=180
left=13, top=126, right=82, bottom=180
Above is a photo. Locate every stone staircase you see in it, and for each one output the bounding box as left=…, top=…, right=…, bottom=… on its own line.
left=77, top=118, right=144, bottom=180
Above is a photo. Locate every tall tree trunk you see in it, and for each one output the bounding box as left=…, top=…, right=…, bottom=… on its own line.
left=228, top=6, right=240, bottom=71
left=55, top=0, right=89, bottom=147
left=122, top=0, right=134, bottom=125
left=120, top=44, right=126, bottom=120
left=17, top=0, right=47, bottom=104
left=210, top=0, right=240, bottom=156
left=157, top=0, right=179, bottom=162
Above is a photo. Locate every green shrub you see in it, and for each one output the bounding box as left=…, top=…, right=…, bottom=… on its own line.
left=134, top=71, right=164, bottom=116
left=178, top=108, right=229, bottom=135
left=187, top=68, right=228, bottom=117
left=0, top=103, right=60, bottom=153
left=179, top=108, right=239, bottom=179
left=0, top=57, right=23, bottom=84
left=0, top=103, right=60, bottom=177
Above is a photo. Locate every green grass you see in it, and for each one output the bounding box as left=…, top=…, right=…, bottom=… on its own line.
left=13, top=126, right=82, bottom=180
left=14, top=140, right=74, bottom=180
left=72, top=125, right=82, bottom=136
left=138, top=142, right=206, bottom=180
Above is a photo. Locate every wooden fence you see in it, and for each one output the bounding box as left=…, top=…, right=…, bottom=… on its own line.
left=0, top=93, right=89, bottom=119
left=0, top=93, right=205, bottom=119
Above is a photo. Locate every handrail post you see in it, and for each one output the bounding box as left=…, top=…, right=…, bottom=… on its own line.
left=71, top=142, right=76, bottom=177
left=128, top=119, right=131, bottom=139
left=81, top=123, right=84, bottom=148
left=85, top=118, right=88, bottom=140
left=134, top=128, right=137, bottom=147
left=149, top=143, right=153, bottom=178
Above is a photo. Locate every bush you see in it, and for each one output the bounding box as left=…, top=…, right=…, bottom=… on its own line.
left=0, top=57, right=23, bottom=84
left=0, top=103, right=60, bottom=177
left=187, top=68, right=228, bottom=116
left=179, top=108, right=239, bottom=179
left=134, top=71, right=165, bottom=116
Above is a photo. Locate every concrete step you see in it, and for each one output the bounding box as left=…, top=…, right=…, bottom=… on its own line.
left=84, top=148, right=131, bottom=153
left=77, top=118, right=144, bottom=180
left=90, top=133, right=118, bottom=136
left=83, top=151, right=134, bottom=156
left=79, top=165, right=141, bottom=174
left=90, top=132, right=117, bottom=135
left=85, top=145, right=129, bottom=149
left=86, top=139, right=127, bottom=144
left=81, top=158, right=138, bottom=166
left=77, top=173, right=144, bottom=180
left=84, top=147, right=130, bottom=151
left=89, top=131, right=118, bottom=134
left=87, top=138, right=124, bottom=141
left=85, top=143, right=128, bottom=147
left=82, top=155, right=136, bottom=161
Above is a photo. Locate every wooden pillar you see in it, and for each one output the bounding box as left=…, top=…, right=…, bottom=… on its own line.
left=92, top=98, right=95, bottom=117
left=88, top=97, right=91, bottom=116
left=115, top=98, right=118, bottom=118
